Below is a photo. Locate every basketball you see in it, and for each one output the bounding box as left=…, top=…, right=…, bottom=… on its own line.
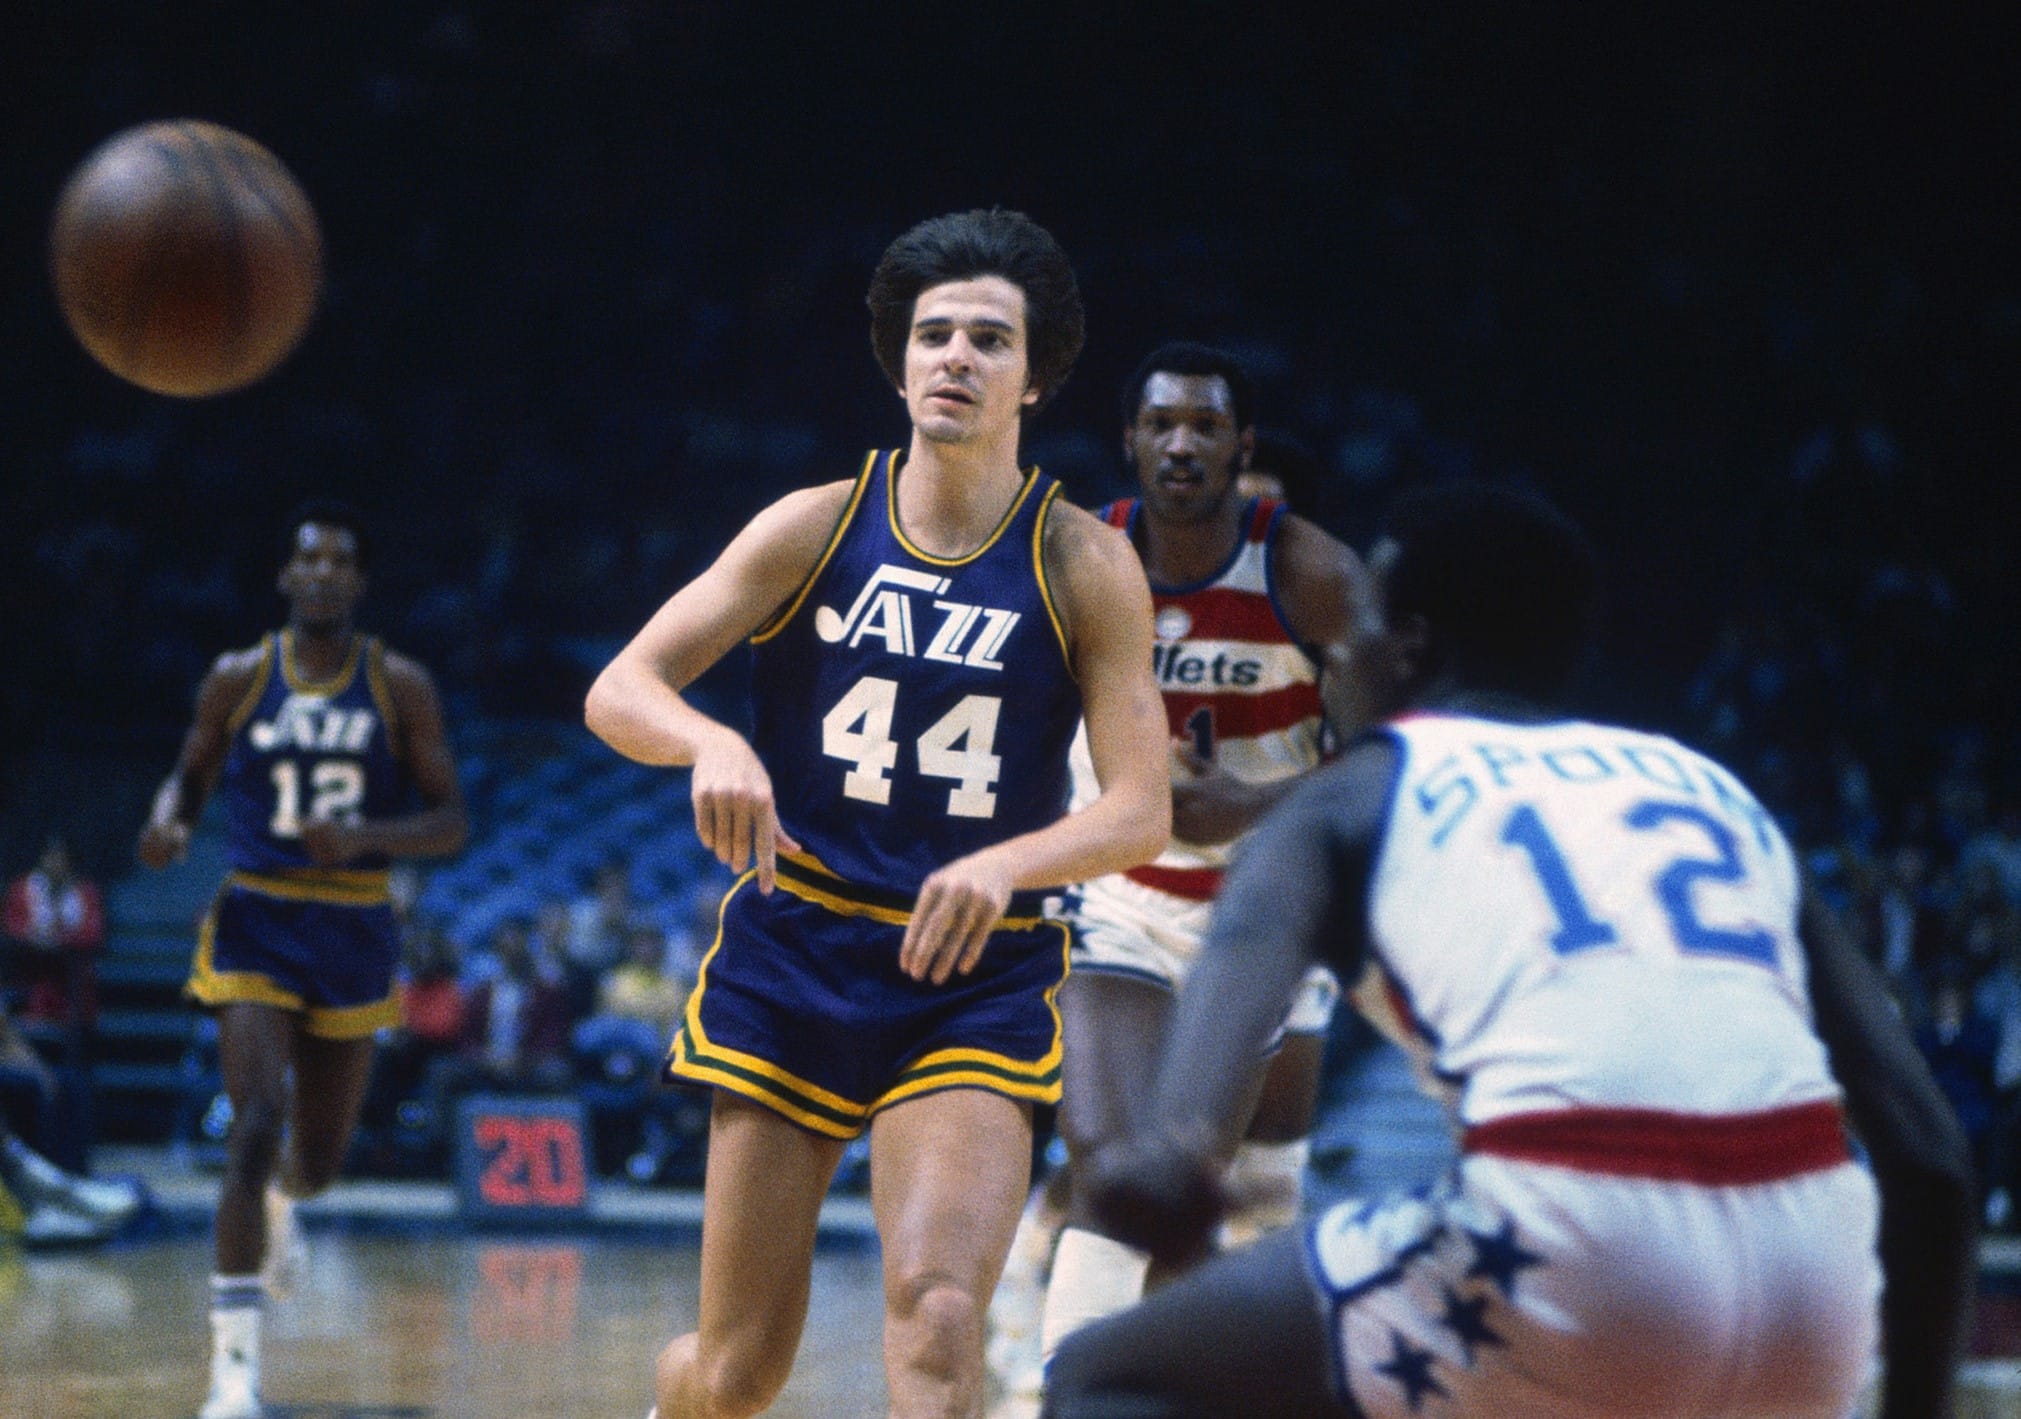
left=48, top=120, right=324, bottom=398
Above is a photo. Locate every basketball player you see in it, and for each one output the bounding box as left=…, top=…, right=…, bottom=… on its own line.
left=137, top=500, right=468, bottom=1419
left=585, top=209, right=1170, bottom=1419
left=986, top=346, right=1366, bottom=1401
left=1042, top=480, right=1977, bottom=1419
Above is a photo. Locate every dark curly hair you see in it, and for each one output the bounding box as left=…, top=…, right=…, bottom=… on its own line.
left=1119, top=341, right=1257, bottom=433
left=280, top=496, right=370, bottom=569
left=866, top=209, right=1085, bottom=416
left=1382, top=479, right=1601, bottom=701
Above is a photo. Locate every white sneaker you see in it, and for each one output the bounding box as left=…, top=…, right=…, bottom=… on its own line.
left=260, top=1185, right=307, bottom=1301
left=20, top=1201, right=119, bottom=1248
left=62, top=1173, right=145, bottom=1224
left=3, top=1137, right=144, bottom=1226
left=197, top=1362, right=261, bottom=1419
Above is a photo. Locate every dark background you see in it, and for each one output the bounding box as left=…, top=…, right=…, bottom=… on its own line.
left=2, top=4, right=2016, bottom=877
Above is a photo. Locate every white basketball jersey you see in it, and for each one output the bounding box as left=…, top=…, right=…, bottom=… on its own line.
left=1068, top=497, right=1323, bottom=900
left=1353, top=713, right=1843, bottom=1129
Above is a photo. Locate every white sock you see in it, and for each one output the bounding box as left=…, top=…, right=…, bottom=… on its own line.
left=209, top=1274, right=263, bottom=1383
left=1218, top=1138, right=1310, bottom=1248
left=1039, top=1227, right=1150, bottom=1362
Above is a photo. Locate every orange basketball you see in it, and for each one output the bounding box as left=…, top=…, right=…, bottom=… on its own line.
left=48, top=120, right=324, bottom=398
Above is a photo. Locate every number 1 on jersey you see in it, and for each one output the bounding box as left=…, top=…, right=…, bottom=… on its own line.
left=268, top=759, right=365, bottom=838
left=1501, top=803, right=1617, bottom=953
left=1502, top=797, right=1782, bottom=970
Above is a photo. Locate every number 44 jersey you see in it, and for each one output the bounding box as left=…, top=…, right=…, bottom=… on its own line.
left=1356, top=712, right=1842, bottom=1128
left=219, top=629, right=410, bottom=880
left=749, top=450, right=1083, bottom=904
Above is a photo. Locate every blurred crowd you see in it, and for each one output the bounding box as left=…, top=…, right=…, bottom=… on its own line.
left=1678, top=480, right=2021, bottom=1227
left=344, top=855, right=728, bottom=1184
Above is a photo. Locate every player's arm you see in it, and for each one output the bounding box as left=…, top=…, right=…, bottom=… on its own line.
left=135, top=649, right=262, bottom=869
left=1169, top=516, right=1369, bottom=844
left=585, top=483, right=852, bottom=891
left=898, top=506, right=1170, bottom=984
left=1799, top=885, right=1978, bottom=1419
left=300, top=653, right=469, bottom=866
left=1086, top=738, right=1392, bottom=1258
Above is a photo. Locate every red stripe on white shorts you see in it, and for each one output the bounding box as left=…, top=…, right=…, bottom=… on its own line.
left=1462, top=1099, right=1850, bottom=1185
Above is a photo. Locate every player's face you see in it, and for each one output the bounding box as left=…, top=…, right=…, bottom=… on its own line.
left=1320, top=538, right=1415, bottom=738
left=278, top=522, right=365, bottom=633
left=903, top=276, right=1038, bottom=446
left=1126, top=373, right=1251, bottom=526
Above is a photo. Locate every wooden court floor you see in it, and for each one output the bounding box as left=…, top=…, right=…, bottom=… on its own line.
left=0, top=1228, right=889, bottom=1419
left=5, top=1225, right=2021, bottom=1418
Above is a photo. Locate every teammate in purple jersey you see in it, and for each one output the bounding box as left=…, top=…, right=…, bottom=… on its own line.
left=588, top=210, right=1169, bottom=1419
left=138, top=499, right=467, bottom=1419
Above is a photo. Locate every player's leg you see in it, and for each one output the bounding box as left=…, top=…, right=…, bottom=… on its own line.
left=656, top=1090, right=848, bottom=1419
left=1041, top=1229, right=1341, bottom=1419
left=870, top=1087, right=1035, bottom=1419
left=1041, top=972, right=1172, bottom=1361
left=213, top=1002, right=296, bottom=1274
left=1220, top=1040, right=1321, bottom=1249
left=1221, top=967, right=1339, bottom=1249
left=1243, top=1033, right=1326, bottom=1148
left=253, top=1027, right=377, bottom=1300
left=284, top=1029, right=377, bottom=1194
left=204, top=1001, right=296, bottom=1419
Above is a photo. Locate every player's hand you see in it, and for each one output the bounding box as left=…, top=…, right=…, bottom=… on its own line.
left=690, top=727, right=801, bottom=894
left=137, top=819, right=191, bottom=870
left=1169, top=743, right=1262, bottom=846
left=1083, top=1131, right=1227, bottom=1261
left=901, top=851, right=1015, bottom=985
left=300, top=818, right=368, bottom=866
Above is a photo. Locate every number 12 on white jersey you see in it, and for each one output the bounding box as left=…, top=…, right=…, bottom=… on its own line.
left=1502, top=797, right=1780, bottom=970
left=822, top=675, right=1002, bottom=818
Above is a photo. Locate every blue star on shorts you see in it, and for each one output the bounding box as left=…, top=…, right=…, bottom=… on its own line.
left=1375, top=1329, right=1448, bottom=1411
left=1463, top=1217, right=1545, bottom=1298
left=1438, top=1286, right=1506, bottom=1364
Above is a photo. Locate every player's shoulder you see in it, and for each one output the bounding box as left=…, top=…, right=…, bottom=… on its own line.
left=185, top=636, right=275, bottom=721
left=1038, top=502, right=1150, bottom=656
left=373, top=641, right=443, bottom=697
left=1043, top=500, right=1150, bottom=617
left=1270, top=510, right=1361, bottom=582
left=1268, top=513, right=1365, bottom=644
left=1043, top=496, right=1136, bottom=570
left=739, top=478, right=863, bottom=558
left=204, top=636, right=274, bottom=686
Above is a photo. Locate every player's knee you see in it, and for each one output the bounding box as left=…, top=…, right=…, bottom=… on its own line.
left=224, top=1096, right=286, bottom=1176
left=887, top=1270, right=982, bottom=1378
left=665, top=1334, right=791, bottom=1419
